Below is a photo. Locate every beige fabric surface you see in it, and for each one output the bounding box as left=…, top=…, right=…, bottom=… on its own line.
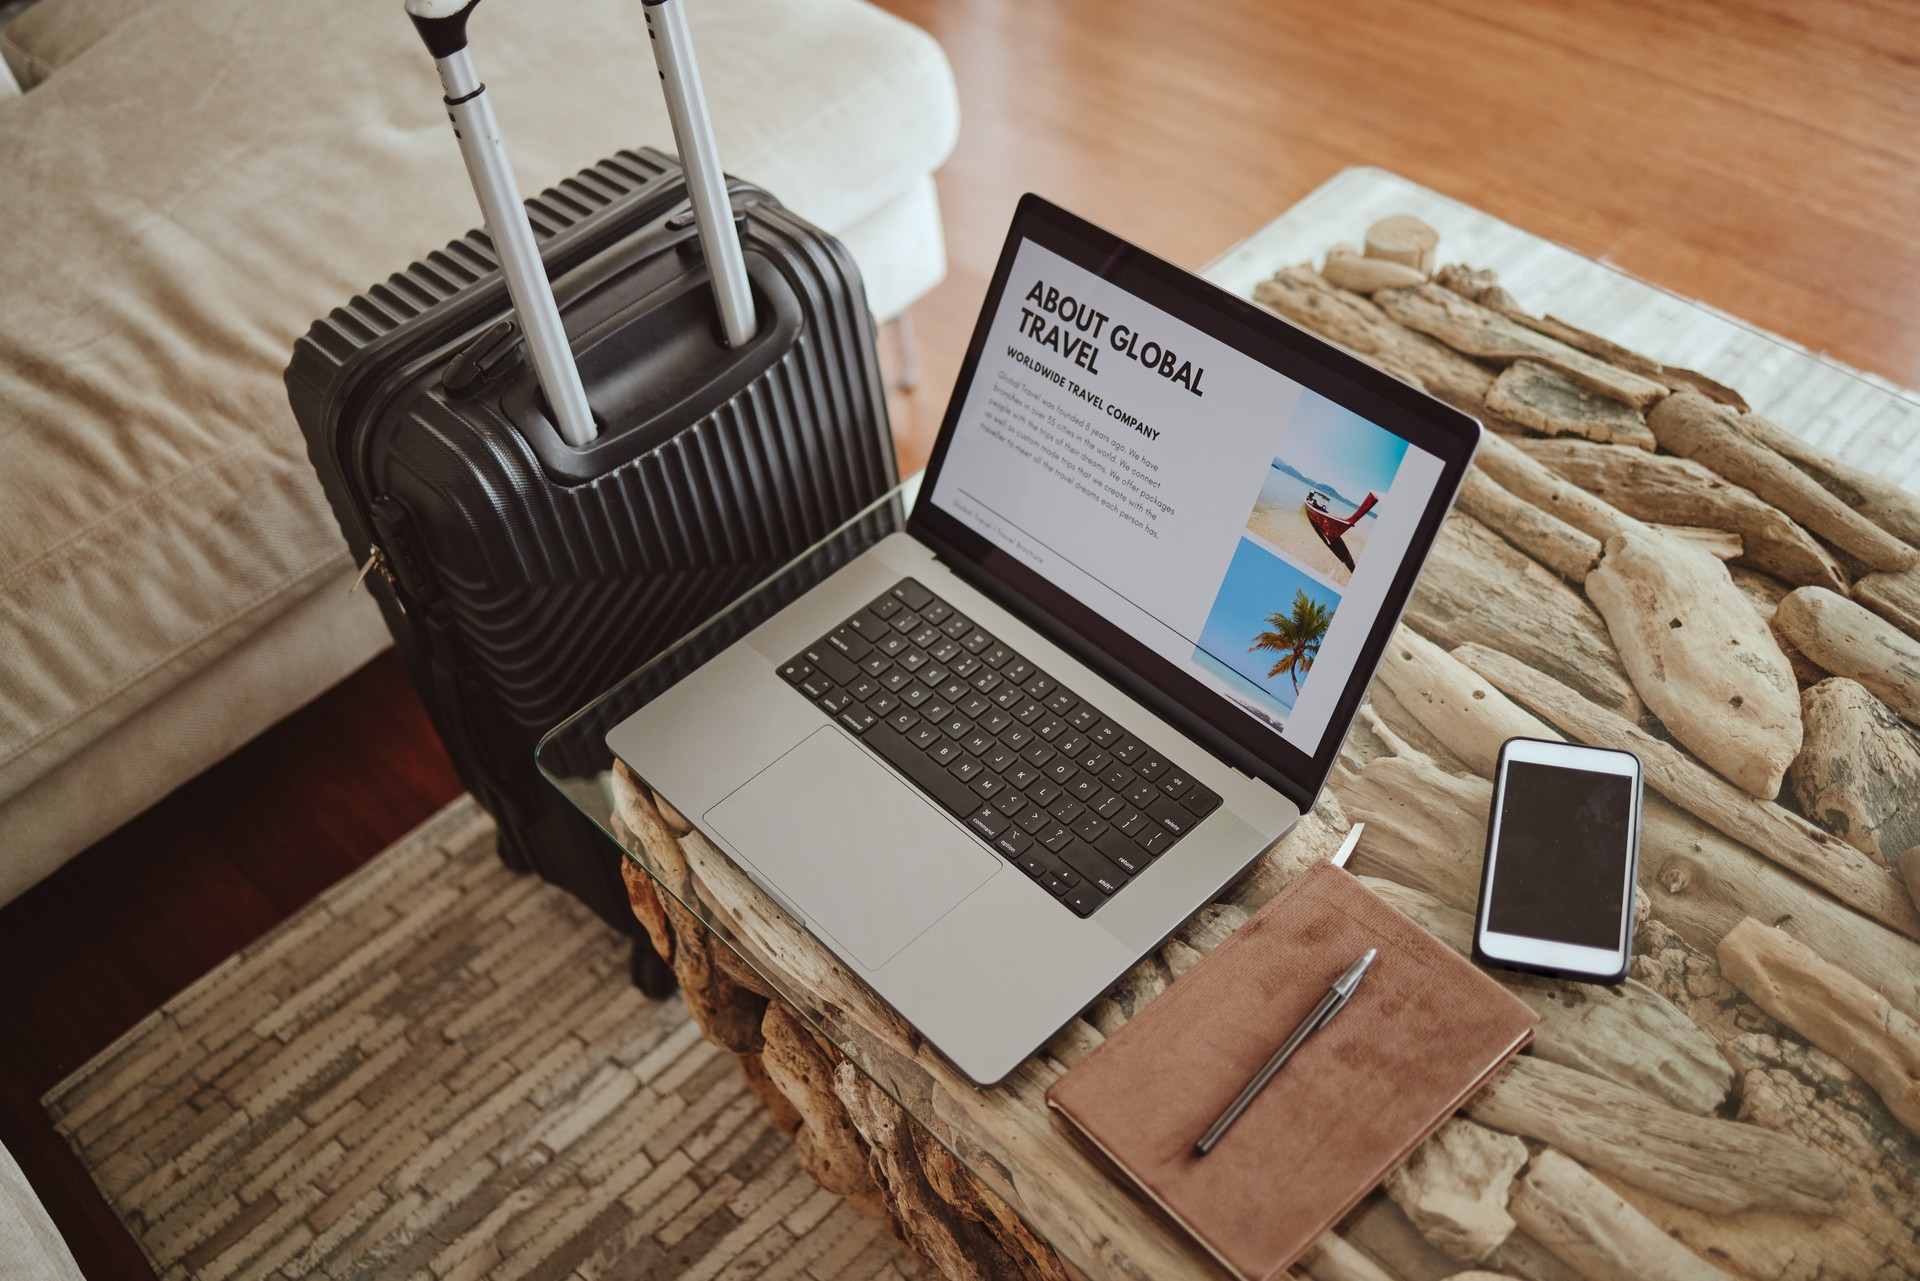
left=0, top=0, right=151, bottom=89
left=0, top=0, right=957, bottom=851
left=0, top=180, right=943, bottom=907
left=0, top=1140, right=85, bottom=1281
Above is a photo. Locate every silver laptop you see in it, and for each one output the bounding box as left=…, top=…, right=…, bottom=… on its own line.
left=608, top=195, right=1480, bottom=1084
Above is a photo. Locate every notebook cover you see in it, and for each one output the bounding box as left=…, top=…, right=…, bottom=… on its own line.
left=1046, top=861, right=1537, bottom=1281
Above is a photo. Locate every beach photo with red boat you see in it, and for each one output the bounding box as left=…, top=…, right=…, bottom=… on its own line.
left=1243, top=390, right=1411, bottom=587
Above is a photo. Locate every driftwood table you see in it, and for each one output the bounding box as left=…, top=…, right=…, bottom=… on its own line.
left=538, top=169, right=1920, bottom=1281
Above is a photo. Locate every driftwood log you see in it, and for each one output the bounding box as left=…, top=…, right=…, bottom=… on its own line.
left=1583, top=526, right=1803, bottom=798
left=588, top=214, right=1920, bottom=1280
left=1789, top=678, right=1920, bottom=865
left=1647, top=391, right=1920, bottom=572
left=1514, top=438, right=1847, bottom=591
left=1774, top=585, right=1920, bottom=725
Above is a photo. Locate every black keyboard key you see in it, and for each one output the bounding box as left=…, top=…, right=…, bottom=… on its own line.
left=818, top=687, right=853, bottom=714
left=938, top=676, right=969, bottom=702
left=1101, top=764, right=1135, bottom=791
left=1147, top=795, right=1195, bottom=836
left=1045, top=689, right=1078, bottom=715
left=963, top=730, right=995, bottom=757
left=1159, top=771, right=1193, bottom=800
left=1017, top=850, right=1053, bottom=881
left=805, top=644, right=859, bottom=685
left=1016, top=806, right=1049, bottom=835
left=828, top=627, right=871, bottom=661
left=950, top=755, right=983, bottom=783
left=1058, top=842, right=1129, bottom=896
left=886, top=708, right=920, bottom=734
left=1111, top=737, right=1143, bottom=764
left=959, top=693, right=992, bottom=719
left=1068, top=775, right=1101, bottom=803
left=1050, top=797, right=1085, bottom=825
left=1003, top=658, right=1036, bottom=685
left=993, top=789, right=1026, bottom=816
left=850, top=675, right=880, bottom=700
left=1013, top=700, right=1045, bottom=724
left=900, top=684, right=932, bottom=707
left=1135, top=753, right=1169, bottom=782
left=896, top=646, right=927, bottom=670
left=1034, top=716, right=1066, bottom=741
left=798, top=673, right=833, bottom=700
left=970, top=669, right=1002, bottom=694
left=940, top=613, right=973, bottom=639
left=1182, top=784, right=1223, bottom=818
left=961, top=629, right=994, bottom=654
left=892, top=579, right=934, bottom=610
left=1116, top=809, right=1149, bottom=837
left=1064, top=883, right=1105, bottom=917
left=1040, top=824, right=1073, bottom=853
left=1091, top=825, right=1144, bottom=872
left=1006, top=762, right=1040, bottom=790
left=1056, top=733, right=1088, bottom=759
left=921, top=700, right=952, bottom=725
left=1023, top=741, right=1056, bottom=768
left=1072, top=813, right=1109, bottom=842
left=1092, top=790, right=1124, bottom=818
left=889, top=610, right=921, bottom=635
left=780, top=658, right=813, bottom=685
left=994, top=829, right=1033, bottom=860
left=1089, top=722, right=1120, bottom=747
left=1045, top=758, right=1078, bottom=785
left=931, top=638, right=963, bottom=663
left=1066, top=706, right=1100, bottom=732
left=846, top=609, right=890, bottom=640
left=875, top=633, right=909, bottom=659
left=1104, top=842, right=1149, bottom=876
left=869, top=594, right=902, bottom=620
left=992, top=684, right=1024, bottom=710
left=1024, top=674, right=1055, bottom=700
left=1003, top=725, right=1034, bottom=751
left=979, top=709, right=1013, bottom=735
left=1124, top=780, right=1159, bottom=808
left=1137, top=827, right=1173, bottom=857
left=983, top=745, right=1017, bottom=772
left=971, top=774, right=1005, bottom=801
left=908, top=723, right=940, bottom=750
left=981, top=643, right=1014, bottom=669
left=920, top=600, right=953, bottom=625
left=1079, top=749, right=1110, bottom=774
left=838, top=707, right=878, bottom=734
left=867, top=693, right=899, bottom=718
left=865, top=724, right=978, bottom=817
left=1041, top=873, right=1072, bottom=899
left=928, top=739, right=961, bottom=767
left=920, top=664, right=950, bottom=689
left=908, top=623, right=940, bottom=649
left=879, top=667, right=910, bottom=692
left=966, top=805, right=1009, bottom=840
left=939, top=715, right=972, bottom=740
left=949, top=653, right=980, bottom=678
left=1028, top=780, right=1062, bottom=808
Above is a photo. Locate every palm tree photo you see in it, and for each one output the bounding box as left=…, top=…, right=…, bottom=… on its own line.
left=1250, top=589, right=1334, bottom=693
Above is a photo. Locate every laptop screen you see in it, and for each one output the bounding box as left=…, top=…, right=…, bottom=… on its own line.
left=911, top=196, right=1479, bottom=805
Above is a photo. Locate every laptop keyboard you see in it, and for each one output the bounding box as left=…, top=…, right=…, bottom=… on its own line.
left=778, top=577, right=1222, bottom=918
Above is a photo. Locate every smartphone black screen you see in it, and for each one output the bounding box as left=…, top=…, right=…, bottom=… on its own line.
left=1487, top=762, right=1635, bottom=949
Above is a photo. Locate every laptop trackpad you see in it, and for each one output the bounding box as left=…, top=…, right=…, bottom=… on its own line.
left=704, top=727, right=1000, bottom=971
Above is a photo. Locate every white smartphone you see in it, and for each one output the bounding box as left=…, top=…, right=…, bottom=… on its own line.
left=1473, top=737, right=1643, bottom=984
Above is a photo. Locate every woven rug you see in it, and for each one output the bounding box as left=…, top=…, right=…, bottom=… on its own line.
left=44, top=798, right=924, bottom=1281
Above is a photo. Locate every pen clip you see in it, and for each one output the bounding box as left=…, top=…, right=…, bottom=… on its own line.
left=1331, top=822, right=1364, bottom=869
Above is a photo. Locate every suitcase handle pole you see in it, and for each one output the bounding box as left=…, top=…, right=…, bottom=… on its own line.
left=405, top=0, right=599, bottom=447
left=644, top=0, right=757, bottom=349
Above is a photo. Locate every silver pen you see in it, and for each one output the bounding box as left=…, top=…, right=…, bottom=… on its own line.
left=1193, top=946, right=1378, bottom=1156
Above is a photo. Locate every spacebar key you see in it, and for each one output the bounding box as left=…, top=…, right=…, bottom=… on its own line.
left=863, top=724, right=979, bottom=818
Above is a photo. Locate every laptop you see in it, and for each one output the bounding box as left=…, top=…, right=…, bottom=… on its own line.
left=607, top=195, right=1481, bottom=1085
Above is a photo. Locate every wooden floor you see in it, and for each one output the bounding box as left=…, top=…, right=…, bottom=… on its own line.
left=2, top=2, right=1914, bottom=1277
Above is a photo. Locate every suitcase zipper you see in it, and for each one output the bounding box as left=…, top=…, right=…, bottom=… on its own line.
left=348, top=544, right=407, bottom=615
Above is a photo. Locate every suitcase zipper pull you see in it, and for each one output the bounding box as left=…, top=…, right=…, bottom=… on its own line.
left=350, top=545, right=408, bottom=616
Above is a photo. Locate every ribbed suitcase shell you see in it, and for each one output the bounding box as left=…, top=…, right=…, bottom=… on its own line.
left=286, top=146, right=896, bottom=936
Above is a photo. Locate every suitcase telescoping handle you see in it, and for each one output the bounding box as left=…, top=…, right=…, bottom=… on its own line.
left=405, top=0, right=599, bottom=447
left=643, top=0, right=757, bottom=350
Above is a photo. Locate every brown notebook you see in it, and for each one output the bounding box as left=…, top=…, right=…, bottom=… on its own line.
left=1046, top=861, right=1537, bottom=1280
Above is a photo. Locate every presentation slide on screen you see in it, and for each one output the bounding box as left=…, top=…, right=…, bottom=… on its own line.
left=929, top=239, right=1447, bottom=755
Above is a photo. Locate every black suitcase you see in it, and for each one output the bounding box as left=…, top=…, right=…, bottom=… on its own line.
left=284, top=0, right=896, bottom=972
